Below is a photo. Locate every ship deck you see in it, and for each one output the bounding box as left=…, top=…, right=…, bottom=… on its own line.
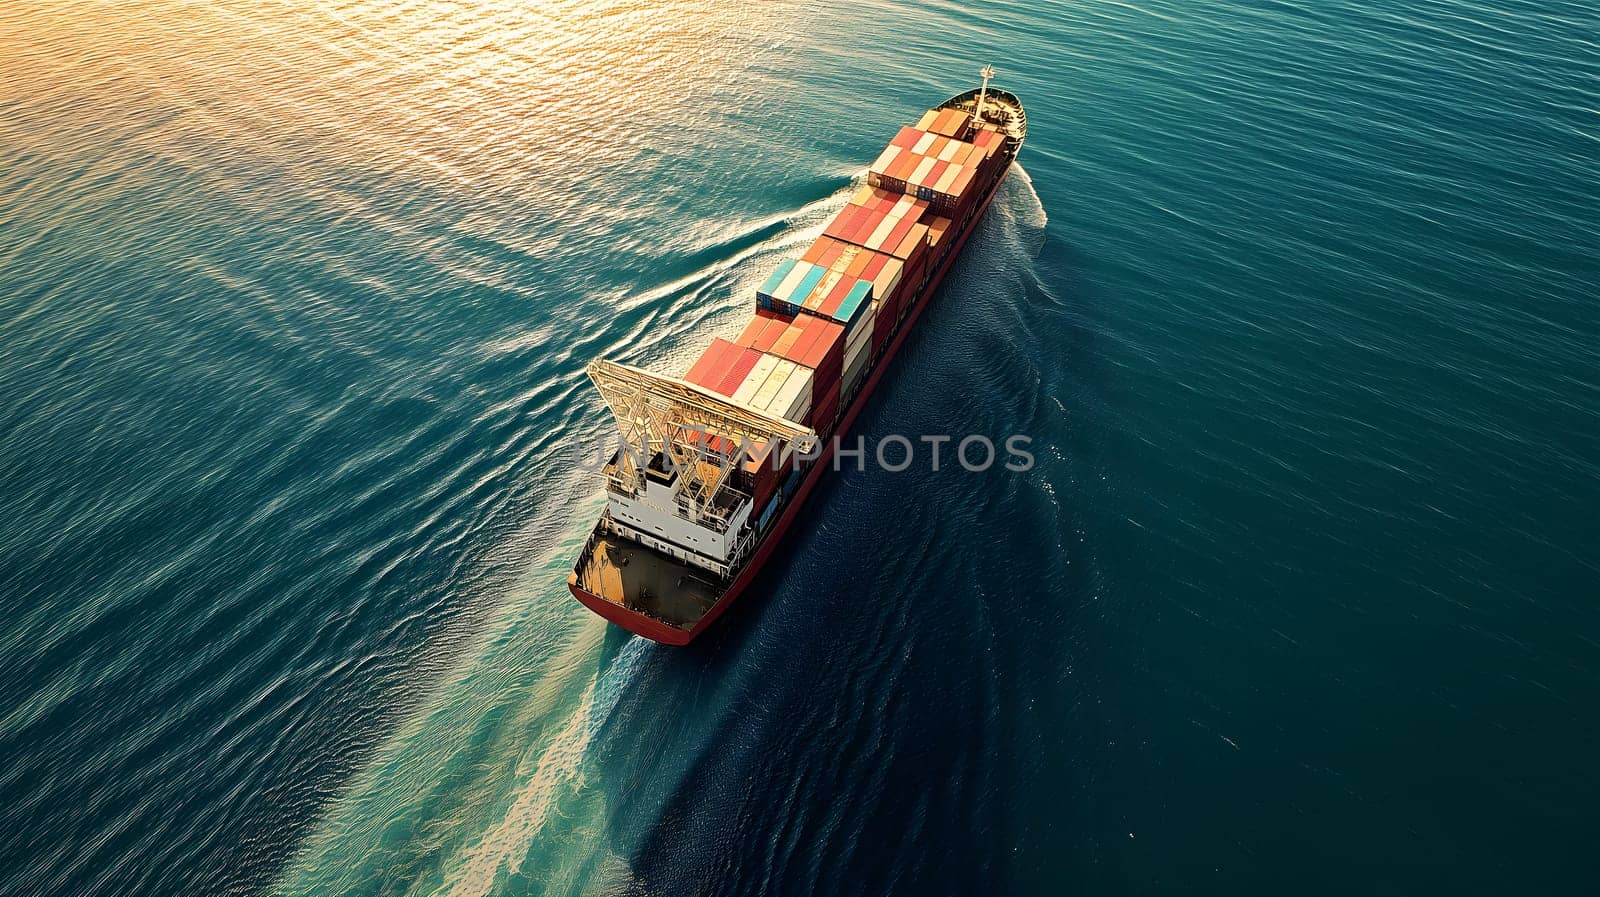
left=575, top=534, right=722, bottom=629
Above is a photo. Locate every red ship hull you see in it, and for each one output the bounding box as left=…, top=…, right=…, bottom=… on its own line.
left=568, top=163, right=1012, bottom=646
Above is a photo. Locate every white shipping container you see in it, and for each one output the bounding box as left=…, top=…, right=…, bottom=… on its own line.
left=733, top=353, right=780, bottom=406
left=866, top=213, right=901, bottom=252
left=872, top=259, right=904, bottom=300
left=809, top=269, right=845, bottom=307
left=756, top=363, right=796, bottom=414
left=775, top=261, right=814, bottom=302
left=752, top=358, right=797, bottom=409
left=912, top=131, right=937, bottom=155
left=770, top=366, right=814, bottom=422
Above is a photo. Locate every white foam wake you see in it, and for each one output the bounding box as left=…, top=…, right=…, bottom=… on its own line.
left=1010, top=164, right=1049, bottom=230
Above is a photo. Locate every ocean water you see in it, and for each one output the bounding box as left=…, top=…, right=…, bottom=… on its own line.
left=2, top=0, right=1596, bottom=894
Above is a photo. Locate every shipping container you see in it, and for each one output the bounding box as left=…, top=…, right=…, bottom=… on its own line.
left=750, top=357, right=794, bottom=410
left=928, top=107, right=973, bottom=139
left=867, top=125, right=986, bottom=216
left=683, top=338, right=731, bottom=386
left=684, top=337, right=766, bottom=399
left=824, top=188, right=930, bottom=261
left=791, top=315, right=845, bottom=390
left=971, top=126, right=1002, bottom=158
left=844, top=315, right=873, bottom=374
left=897, top=239, right=931, bottom=311
left=744, top=439, right=782, bottom=515
left=807, top=378, right=841, bottom=433
left=842, top=338, right=871, bottom=398
left=768, top=364, right=813, bottom=422
left=732, top=353, right=780, bottom=406
left=759, top=255, right=879, bottom=327
left=871, top=302, right=892, bottom=353
left=817, top=240, right=905, bottom=301
left=736, top=308, right=793, bottom=353
left=757, top=312, right=844, bottom=390
left=727, top=353, right=814, bottom=424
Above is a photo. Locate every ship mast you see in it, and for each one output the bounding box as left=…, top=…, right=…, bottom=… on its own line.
left=974, top=64, right=996, bottom=123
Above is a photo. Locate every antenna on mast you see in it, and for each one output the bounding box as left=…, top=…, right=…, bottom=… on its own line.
left=975, top=64, right=996, bottom=122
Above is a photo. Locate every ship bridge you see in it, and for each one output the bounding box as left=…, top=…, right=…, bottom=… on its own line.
left=585, top=358, right=816, bottom=573
left=572, top=360, right=818, bottom=632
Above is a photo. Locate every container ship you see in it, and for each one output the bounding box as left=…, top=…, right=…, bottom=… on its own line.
left=568, top=68, right=1026, bottom=645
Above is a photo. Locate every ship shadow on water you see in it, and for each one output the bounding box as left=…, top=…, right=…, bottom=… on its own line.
left=579, top=171, right=1135, bottom=896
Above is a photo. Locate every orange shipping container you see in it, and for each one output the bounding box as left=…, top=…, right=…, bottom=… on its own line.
left=736, top=308, right=793, bottom=353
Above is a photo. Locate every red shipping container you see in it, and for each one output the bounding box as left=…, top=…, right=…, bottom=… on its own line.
left=811, top=340, right=845, bottom=393
left=815, top=274, right=856, bottom=318
left=713, top=346, right=764, bottom=396
left=687, top=339, right=766, bottom=398
left=872, top=312, right=891, bottom=353
left=881, top=215, right=916, bottom=256
left=735, top=308, right=792, bottom=353
left=903, top=238, right=931, bottom=284
left=888, top=252, right=925, bottom=320
left=824, top=205, right=855, bottom=242
left=807, top=317, right=845, bottom=370
left=684, top=338, right=734, bottom=388
left=888, top=149, right=919, bottom=182
left=812, top=378, right=842, bottom=431
left=878, top=276, right=901, bottom=325
left=774, top=314, right=843, bottom=382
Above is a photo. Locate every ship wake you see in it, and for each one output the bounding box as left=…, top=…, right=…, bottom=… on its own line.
left=269, top=186, right=864, bottom=897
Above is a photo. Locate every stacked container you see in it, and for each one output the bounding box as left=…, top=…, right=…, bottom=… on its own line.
left=825, top=188, right=930, bottom=260
left=737, top=307, right=845, bottom=432
left=842, top=323, right=872, bottom=400
left=683, top=337, right=765, bottom=397
left=867, top=127, right=983, bottom=214
left=970, top=126, right=1005, bottom=161
left=758, top=259, right=875, bottom=330
left=736, top=308, right=793, bottom=353
left=801, top=237, right=904, bottom=310
left=645, top=106, right=1014, bottom=540
left=729, top=353, right=813, bottom=423
left=916, top=107, right=973, bottom=139
left=740, top=436, right=784, bottom=515
left=844, top=296, right=877, bottom=373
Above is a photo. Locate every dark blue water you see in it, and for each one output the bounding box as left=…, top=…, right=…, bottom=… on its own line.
left=2, top=0, right=1597, bottom=894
